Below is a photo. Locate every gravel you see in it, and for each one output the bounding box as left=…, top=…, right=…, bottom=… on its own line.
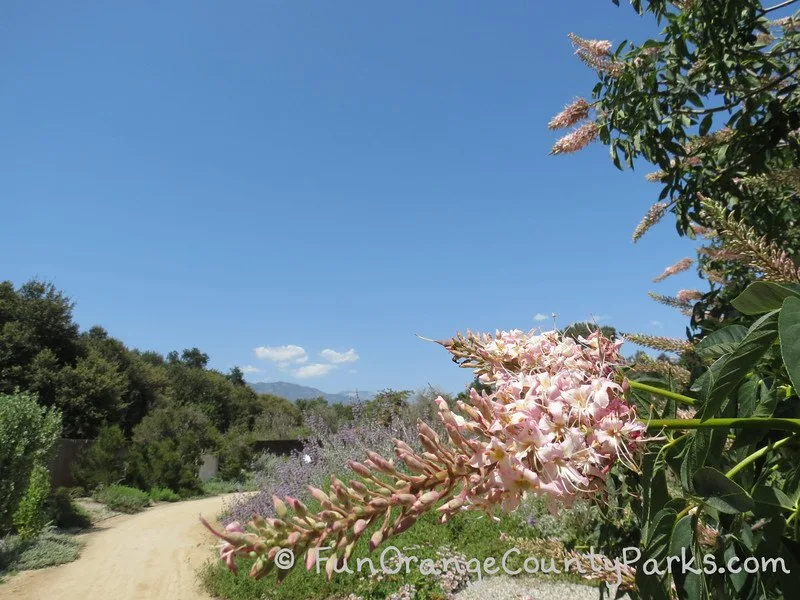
left=454, top=575, right=628, bottom=600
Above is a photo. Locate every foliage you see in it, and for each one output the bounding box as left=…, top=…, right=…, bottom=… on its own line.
left=549, top=0, right=800, bottom=337
left=202, top=477, right=258, bottom=496
left=217, top=426, right=256, bottom=482
left=72, top=424, right=128, bottom=491
left=149, top=487, right=180, bottom=502
left=0, top=529, right=83, bottom=576
left=0, top=391, right=61, bottom=534
left=12, top=465, right=52, bottom=540
left=563, top=321, right=618, bottom=341
left=202, top=507, right=524, bottom=600
left=93, top=485, right=150, bottom=514
left=226, top=398, right=422, bottom=526
left=47, top=488, right=92, bottom=529
left=0, top=278, right=284, bottom=440
left=128, top=405, right=219, bottom=495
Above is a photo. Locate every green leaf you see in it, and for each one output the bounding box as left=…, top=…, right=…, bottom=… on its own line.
left=732, top=282, right=800, bottom=315
left=693, top=467, right=754, bottom=514
left=779, top=296, right=800, bottom=393
left=700, top=311, right=780, bottom=420
left=636, top=508, right=677, bottom=600
left=753, top=485, right=793, bottom=517
left=641, top=451, right=669, bottom=540
left=699, top=114, right=713, bottom=136
left=695, top=324, right=748, bottom=360
left=670, top=515, right=704, bottom=600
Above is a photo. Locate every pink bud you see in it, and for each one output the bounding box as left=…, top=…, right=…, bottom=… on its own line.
left=369, top=530, right=384, bottom=551
left=354, top=518, right=368, bottom=536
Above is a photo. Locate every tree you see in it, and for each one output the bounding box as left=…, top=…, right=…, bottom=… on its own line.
left=56, top=348, right=129, bottom=438
left=228, top=366, right=246, bottom=386
left=549, top=0, right=800, bottom=336
left=179, top=347, right=210, bottom=369
left=128, top=405, right=219, bottom=494
left=562, top=321, right=618, bottom=341
left=0, top=279, right=79, bottom=395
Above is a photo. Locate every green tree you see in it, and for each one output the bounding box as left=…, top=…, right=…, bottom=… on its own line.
left=549, top=0, right=800, bottom=335
left=56, top=348, right=128, bottom=438
left=0, top=280, right=79, bottom=395
left=128, top=405, right=219, bottom=494
left=72, top=425, right=128, bottom=491
left=562, top=321, right=618, bottom=341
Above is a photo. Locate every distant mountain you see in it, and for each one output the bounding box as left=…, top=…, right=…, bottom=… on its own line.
left=247, top=381, right=374, bottom=404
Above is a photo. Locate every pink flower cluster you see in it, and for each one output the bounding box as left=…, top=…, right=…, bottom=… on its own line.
left=201, top=329, right=648, bottom=581
left=440, top=329, right=647, bottom=511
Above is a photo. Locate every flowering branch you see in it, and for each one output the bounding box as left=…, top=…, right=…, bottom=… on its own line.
left=202, top=329, right=649, bottom=581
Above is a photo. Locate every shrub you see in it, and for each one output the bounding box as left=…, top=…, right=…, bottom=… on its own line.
left=12, top=465, right=51, bottom=540
left=149, top=487, right=180, bottom=502
left=0, top=392, right=61, bottom=533
left=202, top=476, right=257, bottom=497
left=128, top=405, right=219, bottom=495
left=65, top=486, right=86, bottom=499
left=227, top=401, right=421, bottom=525
left=0, top=529, right=83, bottom=575
left=47, top=488, right=92, bottom=529
left=93, top=485, right=149, bottom=514
left=217, top=427, right=255, bottom=481
left=72, top=424, right=127, bottom=491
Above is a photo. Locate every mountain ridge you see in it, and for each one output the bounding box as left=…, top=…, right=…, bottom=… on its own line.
left=247, top=381, right=374, bottom=404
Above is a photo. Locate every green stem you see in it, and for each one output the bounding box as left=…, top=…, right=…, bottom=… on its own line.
left=726, top=436, right=794, bottom=478
left=647, top=418, right=800, bottom=435
left=628, top=380, right=697, bottom=406
left=676, top=503, right=696, bottom=521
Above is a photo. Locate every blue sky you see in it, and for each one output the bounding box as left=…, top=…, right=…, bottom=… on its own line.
left=1, top=1, right=703, bottom=394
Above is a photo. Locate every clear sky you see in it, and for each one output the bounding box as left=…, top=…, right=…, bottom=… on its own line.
left=1, top=1, right=703, bottom=394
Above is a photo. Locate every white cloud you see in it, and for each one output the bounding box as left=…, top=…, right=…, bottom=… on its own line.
left=650, top=320, right=664, bottom=328
left=349, top=369, right=358, bottom=374
left=293, top=363, right=333, bottom=378
left=239, top=365, right=262, bottom=374
left=254, top=345, right=308, bottom=363
left=320, top=348, right=359, bottom=364
left=533, top=313, right=549, bottom=322
left=590, top=314, right=611, bottom=322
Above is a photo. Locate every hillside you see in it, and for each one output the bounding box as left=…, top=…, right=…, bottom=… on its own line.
left=247, top=381, right=374, bottom=404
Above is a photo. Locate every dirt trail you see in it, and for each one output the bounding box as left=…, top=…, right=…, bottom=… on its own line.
left=1, top=494, right=235, bottom=600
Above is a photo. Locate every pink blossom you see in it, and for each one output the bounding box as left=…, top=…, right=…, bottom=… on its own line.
left=653, top=257, right=693, bottom=282
left=548, top=98, right=590, bottom=130
left=550, top=122, right=598, bottom=155
left=676, top=289, right=703, bottom=303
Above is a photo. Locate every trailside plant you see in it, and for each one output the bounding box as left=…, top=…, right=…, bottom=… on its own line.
left=203, top=253, right=800, bottom=598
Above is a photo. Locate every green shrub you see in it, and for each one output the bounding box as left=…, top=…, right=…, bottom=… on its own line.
left=217, top=427, right=254, bottom=481
left=65, top=486, right=86, bottom=499
left=12, top=465, right=52, bottom=540
left=200, top=507, right=522, bottom=600
left=128, top=405, right=219, bottom=495
left=149, top=487, right=180, bottom=502
left=0, top=529, right=83, bottom=575
left=47, top=488, right=92, bottom=529
left=93, top=485, right=150, bottom=514
left=72, top=425, right=127, bottom=491
left=201, top=476, right=257, bottom=497
left=0, top=392, right=62, bottom=533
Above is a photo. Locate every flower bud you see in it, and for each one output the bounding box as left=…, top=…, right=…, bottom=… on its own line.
left=272, top=495, right=288, bottom=518
left=308, top=486, right=330, bottom=504
left=354, top=518, right=368, bottom=536
left=369, top=530, right=384, bottom=551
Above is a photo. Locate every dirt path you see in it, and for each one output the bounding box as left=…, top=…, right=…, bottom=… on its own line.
left=1, top=494, right=235, bottom=600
